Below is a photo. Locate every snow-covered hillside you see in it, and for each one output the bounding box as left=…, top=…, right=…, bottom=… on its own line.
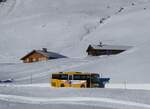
left=0, top=0, right=150, bottom=62
left=68, top=9, right=150, bottom=83
left=0, top=0, right=150, bottom=83
left=1, top=0, right=150, bottom=109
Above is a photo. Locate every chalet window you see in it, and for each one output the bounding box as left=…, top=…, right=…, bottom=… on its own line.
left=39, top=57, right=46, bottom=61
left=33, top=58, right=36, bottom=62
left=36, top=58, right=39, bottom=61
left=39, top=58, right=42, bottom=61
left=26, top=58, right=29, bottom=62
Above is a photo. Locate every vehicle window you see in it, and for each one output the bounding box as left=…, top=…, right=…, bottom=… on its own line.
left=52, top=74, right=68, bottom=80
left=74, top=75, right=80, bottom=80
left=74, top=75, right=89, bottom=80
left=69, top=75, right=72, bottom=80
left=60, top=74, right=68, bottom=80
left=91, top=74, right=100, bottom=83
left=92, top=74, right=99, bottom=78
left=52, top=74, right=60, bottom=79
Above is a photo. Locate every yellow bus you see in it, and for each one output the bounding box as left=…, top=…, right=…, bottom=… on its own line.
left=51, top=72, right=110, bottom=88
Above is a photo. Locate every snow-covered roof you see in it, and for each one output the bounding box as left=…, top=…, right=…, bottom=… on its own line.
left=21, top=49, right=66, bottom=60
left=90, top=44, right=131, bottom=50
left=36, top=50, right=66, bottom=58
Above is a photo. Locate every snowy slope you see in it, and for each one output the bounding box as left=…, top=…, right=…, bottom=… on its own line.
left=66, top=9, right=150, bottom=83
left=0, top=85, right=150, bottom=109
left=1, top=0, right=150, bottom=109
left=0, top=0, right=149, bottom=62
left=0, top=0, right=150, bottom=83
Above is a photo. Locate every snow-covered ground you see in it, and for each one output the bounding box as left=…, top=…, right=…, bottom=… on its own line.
left=0, top=0, right=150, bottom=108
left=0, top=84, right=150, bottom=109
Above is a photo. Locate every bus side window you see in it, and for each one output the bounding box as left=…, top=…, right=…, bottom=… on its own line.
left=52, top=74, right=60, bottom=79
left=69, top=75, right=73, bottom=80
left=74, top=75, right=80, bottom=80
left=52, top=74, right=68, bottom=80
left=60, top=74, right=68, bottom=80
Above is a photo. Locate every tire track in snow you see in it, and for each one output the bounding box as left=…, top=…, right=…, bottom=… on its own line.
left=0, top=94, right=150, bottom=108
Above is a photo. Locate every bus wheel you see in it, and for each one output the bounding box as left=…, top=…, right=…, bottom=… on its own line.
left=60, top=84, right=65, bottom=87
left=80, top=84, right=85, bottom=88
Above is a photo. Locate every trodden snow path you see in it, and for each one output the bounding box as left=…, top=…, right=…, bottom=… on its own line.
left=0, top=94, right=150, bottom=108
left=1, top=83, right=150, bottom=90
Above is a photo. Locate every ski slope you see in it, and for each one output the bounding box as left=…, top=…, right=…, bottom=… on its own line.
left=0, top=0, right=149, bottom=61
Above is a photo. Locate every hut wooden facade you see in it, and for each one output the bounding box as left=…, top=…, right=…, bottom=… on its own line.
left=20, top=48, right=66, bottom=63
left=86, top=44, right=131, bottom=56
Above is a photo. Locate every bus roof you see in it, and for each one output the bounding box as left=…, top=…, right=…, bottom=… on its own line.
left=52, top=72, right=99, bottom=75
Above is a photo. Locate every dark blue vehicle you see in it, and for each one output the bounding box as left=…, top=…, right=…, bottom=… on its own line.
left=0, top=78, right=14, bottom=83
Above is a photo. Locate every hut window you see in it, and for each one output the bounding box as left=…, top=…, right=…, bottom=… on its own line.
left=26, top=58, right=29, bottom=62
left=33, top=58, right=36, bottom=62
left=39, top=57, right=47, bottom=61
left=39, top=58, right=43, bottom=61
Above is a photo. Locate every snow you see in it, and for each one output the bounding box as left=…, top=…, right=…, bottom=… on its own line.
left=0, top=0, right=148, bottom=62
left=0, top=94, right=150, bottom=108
left=0, top=0, right=150, bottom=108
left=0, top=83, right=50, bottom=88
left=106, top=84, right=150, bottom=90
left=0, top=85, right=150, bottom=109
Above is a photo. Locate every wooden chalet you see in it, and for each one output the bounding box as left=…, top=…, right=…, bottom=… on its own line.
left=86, top=43, right=131, bottom=56
left=20, top=48, right=66, bottom=63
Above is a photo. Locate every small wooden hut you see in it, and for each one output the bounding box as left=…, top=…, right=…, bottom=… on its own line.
left=86, top=44, right=131, bottom=56
left=20, top=48, right=66, bottom=63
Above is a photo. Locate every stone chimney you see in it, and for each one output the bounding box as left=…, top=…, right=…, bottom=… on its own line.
left=99, top=41, right=103, bottom=47
left=42, top=48, right=47, bottom=52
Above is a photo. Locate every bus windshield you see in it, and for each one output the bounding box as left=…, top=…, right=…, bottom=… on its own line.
left=91, top=74, right=100, bottom=83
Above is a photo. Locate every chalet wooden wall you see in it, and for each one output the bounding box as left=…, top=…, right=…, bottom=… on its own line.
left=23, top=52, right=48, bottom=63
left=87, top=49, right=125, bottom=56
